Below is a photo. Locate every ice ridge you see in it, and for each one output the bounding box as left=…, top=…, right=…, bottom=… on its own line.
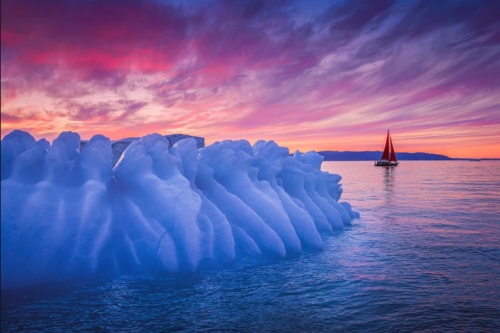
left=1, top=130, right=359, bottom=289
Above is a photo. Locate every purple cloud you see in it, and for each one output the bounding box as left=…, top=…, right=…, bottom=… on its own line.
left=1, top=0, right=499, bottom=157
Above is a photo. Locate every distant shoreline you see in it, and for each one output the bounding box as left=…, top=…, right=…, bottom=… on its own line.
left=316, top=151, right=500, bottom=161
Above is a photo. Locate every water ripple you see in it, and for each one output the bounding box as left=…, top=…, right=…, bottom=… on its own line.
left=2, top=161, right=500, bottom=332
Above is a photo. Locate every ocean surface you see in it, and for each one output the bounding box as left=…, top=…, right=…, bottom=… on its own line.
left=2, top=161, right=500, bottom=332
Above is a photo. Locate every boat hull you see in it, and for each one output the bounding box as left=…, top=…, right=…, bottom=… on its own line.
left=374, top=161, right=399, bottom=166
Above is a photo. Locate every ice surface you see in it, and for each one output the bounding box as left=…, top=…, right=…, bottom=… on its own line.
left=1, top=130, right=359, bottom=289
left=84, top=133, right=206, bottom=166
left=1, top=130, right=37, bottom=180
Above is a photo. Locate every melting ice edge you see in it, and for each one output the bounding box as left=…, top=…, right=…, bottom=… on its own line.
left=1, top=130, right=359, bottom=289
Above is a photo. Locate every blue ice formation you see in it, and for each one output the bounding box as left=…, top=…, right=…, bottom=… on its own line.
left=1, top=130, right=359, bottom=289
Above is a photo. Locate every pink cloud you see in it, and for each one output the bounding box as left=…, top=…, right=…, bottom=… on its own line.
left=1, top=0, right=500, bottom=158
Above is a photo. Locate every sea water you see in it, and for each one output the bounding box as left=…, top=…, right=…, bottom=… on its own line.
left=2, top=161, right=499, bottom=332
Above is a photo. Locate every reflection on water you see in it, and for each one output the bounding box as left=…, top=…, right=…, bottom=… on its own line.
left=382, top=166, right=396, bottom=204
left=2, top=161, right=500, bottom=332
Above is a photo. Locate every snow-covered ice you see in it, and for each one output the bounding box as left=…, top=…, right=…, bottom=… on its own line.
left=1, top=130, right=359, bottom=289
left=81, top=133, right=205, bottom=166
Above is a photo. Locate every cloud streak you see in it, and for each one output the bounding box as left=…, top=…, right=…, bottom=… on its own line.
left=1, top=0, right=499, bottom=158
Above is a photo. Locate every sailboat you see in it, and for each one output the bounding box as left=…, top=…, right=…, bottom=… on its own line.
left=375, top=130, right=399, bottom=166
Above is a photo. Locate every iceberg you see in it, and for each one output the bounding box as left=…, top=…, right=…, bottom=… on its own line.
left=1, top=130, right=359, bottom=289
left=82, top=133, right=206, bottom=166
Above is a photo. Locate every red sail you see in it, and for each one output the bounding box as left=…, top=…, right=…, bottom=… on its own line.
left=389, top=136, right=397, bottom=162
left=380, top=130, right=390, bottom=161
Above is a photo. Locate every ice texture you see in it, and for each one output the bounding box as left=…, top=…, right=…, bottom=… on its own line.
left=1, top=130, right=359, bottom=289
left=80, top=133, right=205, bottom=166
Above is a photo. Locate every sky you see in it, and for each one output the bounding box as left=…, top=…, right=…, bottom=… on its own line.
left=1, top=0, right=499, bottom=158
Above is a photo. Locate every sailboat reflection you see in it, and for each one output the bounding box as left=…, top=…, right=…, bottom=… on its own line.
left=383, top=166, right=395, bottom=205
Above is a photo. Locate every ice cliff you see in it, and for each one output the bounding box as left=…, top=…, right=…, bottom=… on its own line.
left=1, top=130, right=359, bottom=289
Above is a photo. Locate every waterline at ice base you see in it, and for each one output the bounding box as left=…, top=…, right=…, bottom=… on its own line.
left=1, top=130, right=359, bottom=290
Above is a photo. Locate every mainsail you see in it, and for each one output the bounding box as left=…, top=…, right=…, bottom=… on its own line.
left=389, top=136, right=397, bottom=162
left=380, top=130, right=390, bottom=161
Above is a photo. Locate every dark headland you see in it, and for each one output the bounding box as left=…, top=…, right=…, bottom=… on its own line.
left=80, top=135, right=498, bottom=162
left=318, top=151, right=499, bottom=161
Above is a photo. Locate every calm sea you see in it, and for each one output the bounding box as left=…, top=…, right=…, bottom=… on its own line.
left=2, top=161, right=500, bottom=332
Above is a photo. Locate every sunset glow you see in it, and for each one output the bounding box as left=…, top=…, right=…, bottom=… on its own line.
left=2, top=0, right=499, bottom=158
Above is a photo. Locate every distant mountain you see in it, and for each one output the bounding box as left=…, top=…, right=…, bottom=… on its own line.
left=318, top=151, right=453, bottom=161
left=81, top=134, right=205, bottom=166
